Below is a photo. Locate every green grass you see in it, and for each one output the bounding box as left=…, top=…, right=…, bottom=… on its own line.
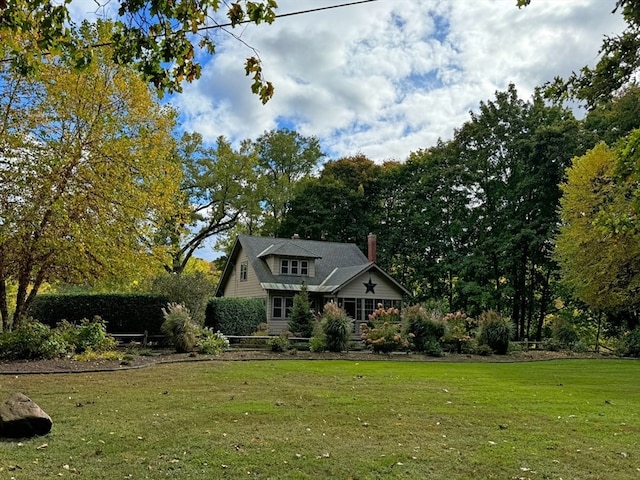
left=1, top=359, right=639, bottom=479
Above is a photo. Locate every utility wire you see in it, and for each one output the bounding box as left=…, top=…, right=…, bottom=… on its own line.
left=1, top=0, right=380, bottom=54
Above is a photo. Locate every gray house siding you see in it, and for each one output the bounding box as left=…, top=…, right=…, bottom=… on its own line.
left=215, top=235, right=410, bottom=336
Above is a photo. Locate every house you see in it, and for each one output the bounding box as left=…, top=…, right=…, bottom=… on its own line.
left=215, top=233, right=411, bottom=335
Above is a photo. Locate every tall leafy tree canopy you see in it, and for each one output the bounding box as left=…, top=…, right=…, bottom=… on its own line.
left=0, top=21, right=181, bottom=330
left=555, top=140, right=640, bottom=325
left=253, top=129, right=324, bottom=237
left=157, top=132, right=261, bottom=274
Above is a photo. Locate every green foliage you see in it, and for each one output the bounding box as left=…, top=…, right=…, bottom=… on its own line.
left=319, top=303, right=352, bottom=352
left=161, top=303, right=199, bottom=353
left=160, top=133, right=262, bottom=274
left=27, top=294, right=169, bottom=334
left=478, top=311, right=514, bottom=355
left=268, top=333, right=291, bottom=353
left=1, top=5, right=277, bottom=100
left=205, top=297, right=266, bottom=335
left=621, top=326, right=640, bottom=357
left=0, top=320, right=69, bottom=360
left=197, top=328, right=230, bottom=355
left=308, top=335, right=327, bottom=352
left=402, top=305, right=446, bottom=355
left=549, top=315, right=580, bottom=349
left=360, top=305, right=407, bottom=353
left=58, top=317, right=117, bottom=353
left=288, top=284, right=314, bottom=337
left=147, top=271, right=215, bottom=324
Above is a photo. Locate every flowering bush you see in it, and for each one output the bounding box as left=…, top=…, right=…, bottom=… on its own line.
left=442, top=311, right=476, bottom=353
left=361, top=305, right=407, bottom=353
left=197, top=328, right=230, bottom=355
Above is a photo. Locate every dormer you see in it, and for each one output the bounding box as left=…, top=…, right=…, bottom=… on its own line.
left=257, top=240, right=322, bottom=278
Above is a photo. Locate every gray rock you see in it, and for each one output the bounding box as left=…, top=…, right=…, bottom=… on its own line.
left=0, top=392, right=52, bottom=438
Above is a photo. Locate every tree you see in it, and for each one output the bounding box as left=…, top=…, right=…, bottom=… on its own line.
left=253, top=129, right=324, bottom=237
left=157, top=133, right=260, bottom=274
left=451, top=85, right=584, bottom=338
left=0, top=0, right=277, bottom=100
left=555, top=140, right=640, bottom=321
left=279, top=154, right=382, bottom=247
left=0, top=21, right=181, bottom=330
left=288, top=283, right=314, bottom=337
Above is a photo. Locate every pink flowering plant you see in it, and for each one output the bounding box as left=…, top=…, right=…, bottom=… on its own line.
left=442, top=311, right=476, bottom=353
left=360, top=305, right=408, bottom=353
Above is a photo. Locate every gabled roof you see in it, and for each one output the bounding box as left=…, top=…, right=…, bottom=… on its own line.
left=257, top=240, right=322, bottom=259
left=215, top=235, right=410, bottom=296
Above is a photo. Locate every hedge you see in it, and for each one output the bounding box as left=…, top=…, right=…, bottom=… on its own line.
left=205, top=298, right=266, bottom=335
left=27, top=294, right=170, bottom=334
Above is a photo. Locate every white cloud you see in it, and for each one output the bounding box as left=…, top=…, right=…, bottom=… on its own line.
left=170, top=0, right=626, bottom=162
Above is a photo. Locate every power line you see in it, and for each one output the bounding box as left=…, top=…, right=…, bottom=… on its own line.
left=1, top=0, right=379, bottom=62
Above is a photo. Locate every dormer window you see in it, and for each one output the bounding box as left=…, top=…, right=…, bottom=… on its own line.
left=280, top=258, right=308, bottom=276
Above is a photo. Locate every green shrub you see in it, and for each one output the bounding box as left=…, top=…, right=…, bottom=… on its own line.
left=543, top=338, right=563, bottom=352
left=288, top=284, right=314, bottom=337
left=55, top=318, right=116, bottom=354
left=147, top=272, right=215, bottom=325
left=0, top=320, right=70, bottom=360
left=268, top=333, right=291, bottom=353
left=161, top=303, right=200, bottom=353
left=550, top=315, right=580, bottom=349
left=197, top=328, right=230, bottom=355
left=622, top=326, right=640, bottom=357
left=28, top=294, right=169, bottom=334
left=309, top=333, right=327, bottom=352
left=478, top=310, right=513, bottom=355
left=205, top=298, right=266, bottom=335
left=74, top=317, right=117, bottom=352
left=403, top=305, right=446, bottom=355
left=319, top=303, right=352, bottom=352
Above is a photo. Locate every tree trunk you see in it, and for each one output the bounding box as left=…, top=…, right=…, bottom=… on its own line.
left=535, top=268, right=552, bottom=342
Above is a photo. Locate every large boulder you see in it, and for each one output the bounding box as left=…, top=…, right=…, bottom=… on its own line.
left=0, top=392, right=53, bottom=438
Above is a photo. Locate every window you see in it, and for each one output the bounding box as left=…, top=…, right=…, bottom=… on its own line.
left=272, top=296, right=294, bottom=319
left=280, top=258, right=309, bottom=276
left=239, top=262, right=248, bottom=281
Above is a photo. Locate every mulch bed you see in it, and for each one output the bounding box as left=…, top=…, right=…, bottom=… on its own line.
left=0, top=349, right=617, bottom=375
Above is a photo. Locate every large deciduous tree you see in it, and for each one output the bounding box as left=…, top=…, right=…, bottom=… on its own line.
left=253, top=129, right=324, bottom=237
left=555, top=139, right=640, bottom=326
left=279, top=154, right=382, bottom=247
left=0, top=21, right=181, bottom=330
left=157, top=132, right=260, bottom=274
left=0, top=0, right=277, bottom=100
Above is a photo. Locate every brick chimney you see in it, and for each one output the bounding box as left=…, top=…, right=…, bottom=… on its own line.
left=367, top=233, right=377, bottom=263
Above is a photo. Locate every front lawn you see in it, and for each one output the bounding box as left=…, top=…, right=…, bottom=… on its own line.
left=1, top=359, right=638, bottom=479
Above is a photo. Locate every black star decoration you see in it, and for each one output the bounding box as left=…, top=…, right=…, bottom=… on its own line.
left=363, top=278, right=377, bottom=294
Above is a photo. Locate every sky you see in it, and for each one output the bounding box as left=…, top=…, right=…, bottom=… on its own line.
left=68, top=0, right=628, bottom=260
left=164, top=0, right=627, bottom=163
